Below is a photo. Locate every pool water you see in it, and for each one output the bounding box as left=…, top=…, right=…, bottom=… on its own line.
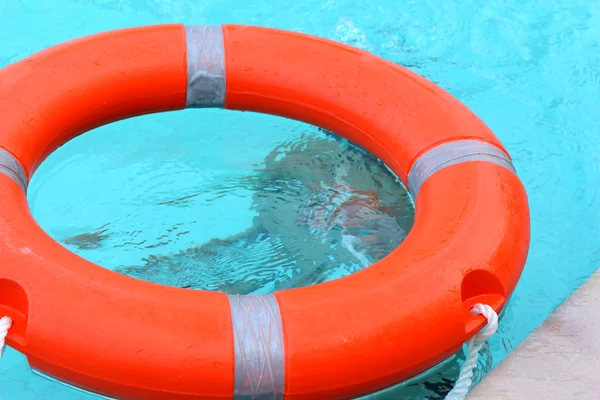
left=1, top=1, right=600, bottom=399
left=55, top=127, right=415, bottom=295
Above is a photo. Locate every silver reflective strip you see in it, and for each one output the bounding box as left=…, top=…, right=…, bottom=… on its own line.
left=408, top=139, right=516, bottom=197
left=0, top=148, right=27, bottom=191
left=185, top=25, right=226, bottom=108
left=228, top=294, right=285, bottom=399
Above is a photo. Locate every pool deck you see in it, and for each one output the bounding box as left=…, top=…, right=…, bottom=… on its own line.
left=469, top=268, right=600, bottom=399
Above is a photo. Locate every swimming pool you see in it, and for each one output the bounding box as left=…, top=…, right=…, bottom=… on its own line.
left=1, top=1, right=599, bottom=399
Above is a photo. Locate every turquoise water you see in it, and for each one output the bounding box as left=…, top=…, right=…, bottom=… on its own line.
left=2, top=0, right=600, bottom=399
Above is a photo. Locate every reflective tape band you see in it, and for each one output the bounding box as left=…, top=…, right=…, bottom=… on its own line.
left=408, top=140, right=516, bottom=197
left=228, top=294, right=285, bottom=399
left=185, top=25, right=226, bottom=108
left=0, top=148, right=27, bottom=192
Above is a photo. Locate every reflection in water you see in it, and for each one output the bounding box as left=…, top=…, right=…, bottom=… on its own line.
left=64, top=131, right=414, bottom=294
left=62, top=224, right=111, bottom=250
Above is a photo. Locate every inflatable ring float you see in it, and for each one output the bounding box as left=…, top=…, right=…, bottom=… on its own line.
left=0, top=24, right=530, bottom=399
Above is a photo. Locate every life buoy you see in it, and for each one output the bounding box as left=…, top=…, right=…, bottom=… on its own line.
left=0, top=24, right=530, bottom=399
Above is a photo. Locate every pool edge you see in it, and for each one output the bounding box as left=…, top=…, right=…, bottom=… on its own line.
left=469, top=267, right=600, bottom=399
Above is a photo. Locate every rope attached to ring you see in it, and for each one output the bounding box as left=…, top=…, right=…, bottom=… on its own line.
left=0, top=316, right=12, bottom=359
left=444, top=303, right=499, bottom=400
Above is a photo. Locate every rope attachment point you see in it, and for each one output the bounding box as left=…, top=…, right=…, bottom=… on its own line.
left=444, top=303, right=499, bottom=400
left=0, top=316, right=13, bottom=358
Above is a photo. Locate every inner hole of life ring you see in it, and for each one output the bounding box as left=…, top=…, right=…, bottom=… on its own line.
left=27, top=112, right=416, bottom=296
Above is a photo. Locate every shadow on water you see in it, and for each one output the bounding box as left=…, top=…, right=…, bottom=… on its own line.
left=60, top=130, right=490, bottom=398
left=64, top=130, right=415, bottom=294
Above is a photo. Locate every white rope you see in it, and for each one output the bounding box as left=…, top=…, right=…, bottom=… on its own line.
left=444, top=303, right=499, bottom=400
left=0, top=316, right=12, bottom=359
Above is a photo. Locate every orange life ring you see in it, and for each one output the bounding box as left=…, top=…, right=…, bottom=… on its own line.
left=0, top=24, right=530, bottom=399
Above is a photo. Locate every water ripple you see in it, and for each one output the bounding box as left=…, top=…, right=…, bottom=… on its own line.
left=103, top=131, right=415, bottom=294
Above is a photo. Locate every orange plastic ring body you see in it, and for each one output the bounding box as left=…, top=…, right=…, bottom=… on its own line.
left=0, top=24, right=530, bottom=400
